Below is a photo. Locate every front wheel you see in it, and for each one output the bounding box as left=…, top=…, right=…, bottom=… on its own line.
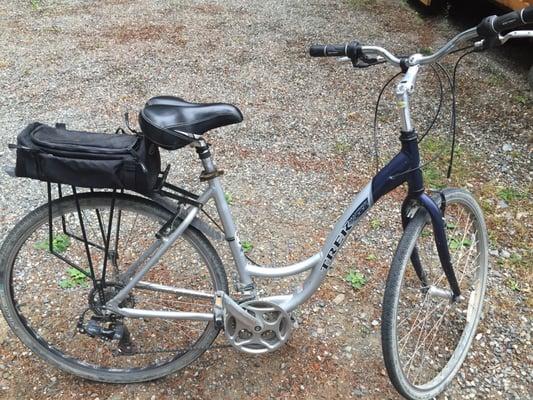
left=0, top=192, right=228, bottom=383
left=382, top=189, right=488, bottom=400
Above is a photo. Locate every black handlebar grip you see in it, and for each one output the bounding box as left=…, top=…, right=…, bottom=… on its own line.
left=477, top=6, right=533, bottom=37
left=522, top=6, right=533, bottom=23
left=309, top=44, right=347, bottom=57
left=494, top=9, right=524, bottom=32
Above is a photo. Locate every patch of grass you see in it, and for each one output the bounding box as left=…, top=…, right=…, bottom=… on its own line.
left=498, top=187, right=526, bottom=203
left=241, top=240, right=253, bottom=253
left=419, top=46, right=433, bottom=56
left=35, top=233, right=71, bottom=253
left=506, top=278, right=520, bottom=292
left=488, top=73, right=506, bottom=86
left=449, top=237, right=472, bottom=250
left=224, top=192, right=234, bottom=205
left=513, top=93, right=530, bottom=106
left=366, top=253, right=377, bottom=261
left=345, top=270, right=367, bottom=290
left=423, top=165, right=446, bottom=189
left=419, top=136, right=478, bottom=189
left=59, top=268, right=88, bottom=289
left=509, top=253, right=523, bottom=266
left=30, top=0, right=42, bottom=10
left=334, top=141, right=352, bottom=154
left=421, top=229, right=432, bottom=238
left=446, top=221, right=457, bottom=230
left=370, top=219, right=381, bottom=229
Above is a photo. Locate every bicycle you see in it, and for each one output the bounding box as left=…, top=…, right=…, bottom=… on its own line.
left=1, top=7, right=531, bottom=400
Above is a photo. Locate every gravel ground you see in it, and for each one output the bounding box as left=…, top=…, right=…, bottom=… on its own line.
left=0, top=0, right=531, bottom=399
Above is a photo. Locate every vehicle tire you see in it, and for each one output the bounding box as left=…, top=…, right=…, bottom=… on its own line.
left=0, top=192, right=228, bottom=383
left=381, top=189, right=488, bottom=399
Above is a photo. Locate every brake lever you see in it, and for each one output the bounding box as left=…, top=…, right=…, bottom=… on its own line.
left=353, top=55, right=383, bottom=68
left=337, top=55, right=385, bottom=68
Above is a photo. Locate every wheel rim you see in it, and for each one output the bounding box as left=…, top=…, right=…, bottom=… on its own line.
left=393, top=197, right=487, bottom=391
left=6, top=196, right=218, bottom=374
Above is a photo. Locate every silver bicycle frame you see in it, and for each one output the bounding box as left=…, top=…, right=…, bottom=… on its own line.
left=104, top=60, right=423, bottom=320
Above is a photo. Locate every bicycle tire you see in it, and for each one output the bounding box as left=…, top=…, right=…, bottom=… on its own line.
left=382, top=188, right=488, bottom=400
left=0, top=192, right=228, bottom=383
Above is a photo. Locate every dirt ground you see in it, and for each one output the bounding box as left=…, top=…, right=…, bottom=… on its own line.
left=0, top=0, right=531, bottom=399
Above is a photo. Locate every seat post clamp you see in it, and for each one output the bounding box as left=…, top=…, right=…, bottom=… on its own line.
left=200, top=170, right=224, bottom=181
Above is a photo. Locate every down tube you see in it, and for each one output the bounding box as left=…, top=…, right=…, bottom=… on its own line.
left=279, top=182, right=374, bottom=312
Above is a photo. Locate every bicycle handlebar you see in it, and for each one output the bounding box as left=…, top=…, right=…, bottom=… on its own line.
left=310, top=6, right=533, bottom=67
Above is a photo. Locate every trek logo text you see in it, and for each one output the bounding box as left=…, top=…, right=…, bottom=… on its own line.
left=321, top=198, right=369, bottom=270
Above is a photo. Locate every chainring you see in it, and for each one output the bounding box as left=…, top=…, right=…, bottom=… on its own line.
left=224, top=300, right=292, bottom=354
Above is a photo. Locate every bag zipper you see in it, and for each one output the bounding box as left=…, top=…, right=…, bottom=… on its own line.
left=30, top=128, right=139, bottom=156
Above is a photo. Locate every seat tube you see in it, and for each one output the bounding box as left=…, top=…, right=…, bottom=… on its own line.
left=195, top=141, right=253, bottom=287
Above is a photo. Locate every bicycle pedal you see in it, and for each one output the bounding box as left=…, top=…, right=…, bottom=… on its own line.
left=213, top=292, right=224, bottom=329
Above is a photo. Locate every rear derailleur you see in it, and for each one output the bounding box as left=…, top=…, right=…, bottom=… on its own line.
left=77, top=313, right=135, bottom=355
left=76, top=282, right=135, bottom=354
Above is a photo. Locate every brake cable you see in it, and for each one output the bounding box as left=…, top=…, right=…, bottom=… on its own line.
left=447, top=48, right=477, bottom=178
left=371, top=45, right=478, bottom=181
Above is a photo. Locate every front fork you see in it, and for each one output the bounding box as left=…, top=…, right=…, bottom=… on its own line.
left=401, top=193, right=462, bottom=301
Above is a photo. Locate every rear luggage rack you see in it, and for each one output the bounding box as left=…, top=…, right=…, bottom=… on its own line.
left=154, top=164, right=202, bottom=208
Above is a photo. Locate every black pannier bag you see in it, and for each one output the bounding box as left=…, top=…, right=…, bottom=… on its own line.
left=14, top=122, right=161, bottom=194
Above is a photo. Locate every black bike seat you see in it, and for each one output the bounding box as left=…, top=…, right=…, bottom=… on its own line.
left=139, top=96, right=243, bottom=150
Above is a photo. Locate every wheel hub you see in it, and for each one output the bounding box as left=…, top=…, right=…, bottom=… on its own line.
left=88, top=282, right=134, bottom=316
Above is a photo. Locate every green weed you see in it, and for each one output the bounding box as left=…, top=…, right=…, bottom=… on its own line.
left=224, top=192, right=234, bottom=205
left=345, top=270, right=367, bottom=290
left=513, top=93, right=530, bottom=106
left=366, top=253, right=377, bottom=261
left=35, top=233, right=71, bottom=253
left=334, top=141, right=352, bottom=154
left=370, top=219, right=381, bottom=229
left=241, top=240, right=253, bottom=253
left=449, top=237, right=472, bottom=250
left=506, top=278, right=520, bottom=292
left=498, top=187, right=526, bottom=203
left=423, top=165, right=445, bottom=189
left=59, top=268, right=88, bottom=289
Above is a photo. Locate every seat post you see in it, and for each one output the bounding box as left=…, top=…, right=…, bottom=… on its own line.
left=194, top=140, right=218, bottom=175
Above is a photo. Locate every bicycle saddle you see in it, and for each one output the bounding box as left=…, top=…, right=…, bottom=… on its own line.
left=139, top=96, right=243, bottom=150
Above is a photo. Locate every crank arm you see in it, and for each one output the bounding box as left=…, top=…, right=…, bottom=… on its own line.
left=219, top=291, right=263, bottom=330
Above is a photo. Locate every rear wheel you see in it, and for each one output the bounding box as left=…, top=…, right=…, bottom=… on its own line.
left=0, top=192, right=228, bottom=383
left=382, top=189, right=488, bottom=399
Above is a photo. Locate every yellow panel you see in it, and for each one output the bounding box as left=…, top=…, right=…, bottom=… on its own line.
left=493, top=0, right=531, bottom=10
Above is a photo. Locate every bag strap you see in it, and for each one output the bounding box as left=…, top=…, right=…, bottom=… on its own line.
left=123, top=112, right=140, bottom=134
left=8, top=143, right=35, bottom=151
